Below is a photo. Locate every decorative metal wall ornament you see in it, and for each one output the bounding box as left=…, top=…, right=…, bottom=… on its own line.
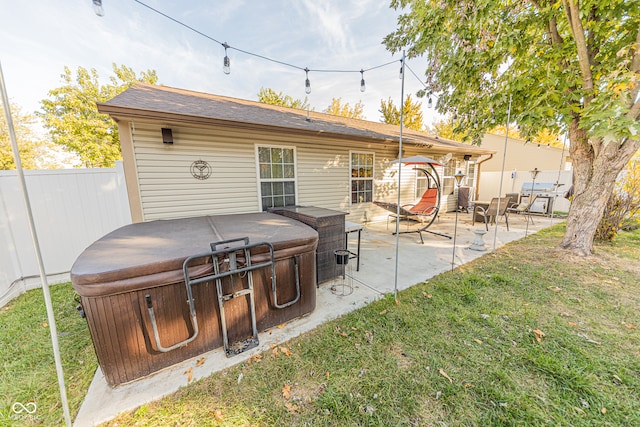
left=190, top=160, right=211, bottom=180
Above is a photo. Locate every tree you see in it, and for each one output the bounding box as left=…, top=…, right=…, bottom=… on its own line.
left=384, top=0, right=640, bottom=255
left=257, top=88, right=310, bottom=110
left=39, top=64, right=158, bottom=168
left=324, top=97, right=365, bottom=119
left=379, top=94, right=424, bottom=131
left=1, top=103, right=61, bottom=169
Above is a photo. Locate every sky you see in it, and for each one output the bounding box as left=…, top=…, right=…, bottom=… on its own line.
left=0, top=0, right=442, bottom=128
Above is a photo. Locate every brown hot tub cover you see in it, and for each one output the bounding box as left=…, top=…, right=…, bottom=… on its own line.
left=72, top=213, right=318, bottom=386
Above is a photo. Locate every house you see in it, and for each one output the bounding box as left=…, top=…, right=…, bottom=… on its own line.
left=476, top=133, right=573, bottom=213
left=97, top=84, right=494, bottom=223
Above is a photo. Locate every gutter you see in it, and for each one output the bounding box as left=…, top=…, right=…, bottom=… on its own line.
left=474, top=153, right=494, bottom=200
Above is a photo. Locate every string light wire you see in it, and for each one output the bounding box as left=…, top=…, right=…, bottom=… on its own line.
left=130, top=0, right=410, bottom=84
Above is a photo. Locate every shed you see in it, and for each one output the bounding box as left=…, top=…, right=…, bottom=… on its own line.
left=97, top=84, right=494, bottom=223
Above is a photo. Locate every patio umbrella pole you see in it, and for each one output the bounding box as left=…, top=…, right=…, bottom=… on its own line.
left=492, top=94, right=512, bottom=251
left=393, top=50, right=406, bottom=303
left=0, top=62, right=72, bottom=427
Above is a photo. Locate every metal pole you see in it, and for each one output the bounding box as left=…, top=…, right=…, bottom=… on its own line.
left=0, top=61, right=72, bottom=427
left=451, top=186, right=460, bottom=271
left=492, top=94, right=512, bottom=250
left=550, top=133, right=568, bottom=226
left=393, top=51, right=406, bottom=302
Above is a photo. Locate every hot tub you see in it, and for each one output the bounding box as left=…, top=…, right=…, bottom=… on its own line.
left=71, top=213, right=318, bottom=387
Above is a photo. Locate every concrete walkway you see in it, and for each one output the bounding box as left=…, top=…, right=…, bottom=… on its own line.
left=74, top=211, right=563, bottom=426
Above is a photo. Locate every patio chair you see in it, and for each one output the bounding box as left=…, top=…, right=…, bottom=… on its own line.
left=473, top=197, right=511, bottom=231
left=373, top=188, right=451, bottom=243
left=506, top=194, right=538, bottom=225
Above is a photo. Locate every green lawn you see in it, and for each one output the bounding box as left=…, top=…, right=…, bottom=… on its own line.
left=2, top=224, right=639, bottom=426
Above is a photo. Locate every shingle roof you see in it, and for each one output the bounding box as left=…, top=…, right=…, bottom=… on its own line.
left=98, top=83, right=492, bottom=155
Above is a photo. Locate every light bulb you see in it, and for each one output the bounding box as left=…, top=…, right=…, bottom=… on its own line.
left=360, top=70, right=365, bottom=92
left=427, top=97, right=433, bottom=108
left=93, top=0, right=104, bottom=16
left=399, top=66, right=403, bottom=80
left=304, top=68, right=311, bottom=94
left=222, top=43, right=230, bottom=75
left=223, top=56, right=230, bottom=75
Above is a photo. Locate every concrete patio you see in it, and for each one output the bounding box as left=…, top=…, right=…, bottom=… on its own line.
left=74, top=211, right=563, bottom=426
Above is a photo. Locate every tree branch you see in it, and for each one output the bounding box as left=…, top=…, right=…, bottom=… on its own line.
left=628, top=99, right=640, bottom=120
left=631, top=25, right=640, bottom=74
left=563, top=0, right=594, bottom=103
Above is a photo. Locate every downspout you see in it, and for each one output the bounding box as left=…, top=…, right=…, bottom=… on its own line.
left=474, top=153, right=494, bottom=200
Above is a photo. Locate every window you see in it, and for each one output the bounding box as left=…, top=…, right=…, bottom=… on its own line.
left=415, top=168, right=435, bottom=198
left=442, top=162, right=456, bottom=195
left=350, top=152, right=374, bottom=204
left=258, top=146, right=296, bottom=211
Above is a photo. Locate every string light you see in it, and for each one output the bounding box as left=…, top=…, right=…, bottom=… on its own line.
left=93, top=0, right=104, bottom=16
left=118, top=0, right=414, bottom=94
left=304, top=68, right=311, bottom=94
left=222, top=43, right=230, bottom=75
left=399, top=59, right=404, bottom=80
left=427, top=95, right=433, bottom=108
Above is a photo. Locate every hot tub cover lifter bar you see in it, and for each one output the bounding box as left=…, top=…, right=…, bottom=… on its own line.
left=145, top=236, right=301, bottom=357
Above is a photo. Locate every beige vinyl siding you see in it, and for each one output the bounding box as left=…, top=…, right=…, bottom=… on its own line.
left=126, top=122, right=447, bottom=223
left=131, top=123, right=260, bottom=220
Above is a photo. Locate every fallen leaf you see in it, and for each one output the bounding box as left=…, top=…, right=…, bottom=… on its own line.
left=622, top=322, right=637, bottom=329
left=279, top=346, right=292, bottom=356
left=473, top=338, right=483, bottom=345
left=511, top=266, right=520, bottom=271
left=325, top=371, right=330, bottom=379
left=464, top=383, right=473, bottom=388
left=196, top=357, right=206, bottom=367
left=184, top=367, right=193, bottom=383
left=340, top=332, right=348, bottom=337
left=395, top=299, right=400, bottom=305
left=439, top=368, right=453, bottom=383
left=379, top=309, right=388, bottom=315
left=547, top=286, right=562, bottom=292
left=277, top=323, right=287, bottom=329
left=282, top=384, right=291, bottom=399
left=212, top=410, right=224, bottom=422
left=249, top=354, right=262, bottom=364
left=284, top=402, right=298, bottom=413
left=601, top=407, right=607, bottom=414
left=270, top=343, right=277, bottom=349
left=423, top=292, right=432, bottom=298
left=42, top=322, right=48, bottom=328
left=237, top=373, right=243, bottom=384
left=533, top=329, right=546, bottom=342
left=272, top=347, right=279, bottom=357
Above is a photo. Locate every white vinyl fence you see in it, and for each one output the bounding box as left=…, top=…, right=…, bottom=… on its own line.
left=0, top=163, right=131, bottom=307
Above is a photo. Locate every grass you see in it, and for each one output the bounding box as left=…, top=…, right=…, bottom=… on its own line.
left=1, top=224, right=639, bottom=426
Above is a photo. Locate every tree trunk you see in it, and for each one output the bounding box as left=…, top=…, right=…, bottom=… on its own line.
left=560, top=119, right=640, bottom=255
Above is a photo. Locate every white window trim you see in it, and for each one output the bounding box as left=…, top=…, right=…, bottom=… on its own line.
left=349, top=150, right=375, bottom=206
left=255, top=144, right=298, bottom=211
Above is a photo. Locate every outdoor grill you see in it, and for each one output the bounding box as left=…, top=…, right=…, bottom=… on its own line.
left=520, top=182, right=565, bottom=215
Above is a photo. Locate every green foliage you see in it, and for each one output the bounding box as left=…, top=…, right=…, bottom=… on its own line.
left=1, top=103, right=62, bottom=169
left=257, top=87, right=310, bottom=110
left=379, top=94, right=424, bottom=131
left=39, top=64, right=158, bottom=168
left=596, top=161, right=640, bottom=240
left=384, top=0, right=640, bottom=142
left=324, top=97, right=365, bottom=119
